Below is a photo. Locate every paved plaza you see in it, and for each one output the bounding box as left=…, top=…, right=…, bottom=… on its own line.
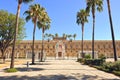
left=0, top=59, right=120, bottom=80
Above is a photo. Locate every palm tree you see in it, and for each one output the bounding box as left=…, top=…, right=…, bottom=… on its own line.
left=107, top=0, right=117, bottom=61
left=55, top=33, right=58, bottom=38
left=47, top=34, right=52, bottom=54
left=48, top=34, right=53, bottom=41
left=44, top=33, right=48, bottom=40
left=51, top=34, right=54, bottom=39
left=73, top=34, right=77, bottom=40
left=65, top=34, right=68, bottom=39
left=24, top=4, right=41, bottom=64
left=37, top=9, right=51, bottom=62
left=63, top=33, right=66, bottom=38
left=10, top=0, right=33, bottom=68
left=45, top=33, right=52, bottom=41
left=76, top=9, right=89, bottom=58
left=86, top=0, right=103, bottom=59
left=67, top=35, right=72, bottom=40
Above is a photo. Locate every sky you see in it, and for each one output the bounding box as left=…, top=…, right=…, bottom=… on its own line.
left=0, top=0, right=120, bottom=40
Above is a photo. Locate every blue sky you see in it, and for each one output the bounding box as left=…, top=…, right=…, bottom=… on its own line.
left=0, top=0, right=120, bottom=40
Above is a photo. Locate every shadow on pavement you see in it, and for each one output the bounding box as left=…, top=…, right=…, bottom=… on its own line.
left=0, top=74, right=78, bottom=80
left=0, top=74, right=119, bottom=80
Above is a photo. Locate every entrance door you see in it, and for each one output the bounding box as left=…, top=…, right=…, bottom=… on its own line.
left=58, top=52, right=62, bottom=57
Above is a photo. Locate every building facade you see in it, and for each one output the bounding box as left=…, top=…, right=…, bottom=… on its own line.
left=1, top=37, right=120, bottom=59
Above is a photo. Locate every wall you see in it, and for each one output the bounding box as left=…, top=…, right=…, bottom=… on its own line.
left=0, top=40, right=120, bottom=59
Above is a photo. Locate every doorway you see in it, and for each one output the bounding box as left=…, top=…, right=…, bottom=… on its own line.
left=58, top=52, right=62, bottom=57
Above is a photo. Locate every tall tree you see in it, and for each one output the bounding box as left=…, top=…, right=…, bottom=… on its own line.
left=24, top=4, right=41, bottom=64
left=67, top=34, right=72, bottom=40
left=0, top=10, right=25, bottom=63
left=37, top=9, right=51, bottom=62
left=44, top=33, right=48, bottom=40
left=73, top=34, right=77, bottom=40
left=51, top=34, right=54, bottom=39
left=10, top=0, right=33, bottom=68
left=86, top=0, right=103, bottom=59
left=55, top=33, right=58, bottom=38
left=63, top=33, right=66, bottom=38
left=47, top=34, right=52, bottom=54
left=107, top=0, right=117, bottom=61
left=76, top=9, right=88, bottom=58
left=49, top=34, right=53, bottom=40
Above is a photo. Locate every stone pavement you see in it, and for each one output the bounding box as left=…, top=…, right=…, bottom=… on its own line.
left=0, top=60, right=120, bottom=80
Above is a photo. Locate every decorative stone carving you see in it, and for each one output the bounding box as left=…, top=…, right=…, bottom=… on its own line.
left=55, top=41, right=65, bottom=59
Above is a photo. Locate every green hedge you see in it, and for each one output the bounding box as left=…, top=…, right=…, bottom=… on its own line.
left=84, top=54, right=91, bottom=59
left=77, top=58, right=120, bottom=76
left=84, top=59, right=105, bottom=66
left=113, top=71, right=120, bottom=76
left=98, top=54, right=106, bottom=59
left=86, top=59, right=120, bottom=72
left=77, top=58, right=84, bottom=62
left=113, top=61, right=120, bottom=71
left=77, top=58, right=105, bottom=66
left=94, top=61, right=120, bottom=77
left=102, top=61, right=120, bottom=72
left=102, top=62, right=115, bottom=72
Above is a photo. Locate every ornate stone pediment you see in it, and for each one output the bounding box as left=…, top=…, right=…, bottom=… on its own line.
left=55, top=41, right=65, bottom=53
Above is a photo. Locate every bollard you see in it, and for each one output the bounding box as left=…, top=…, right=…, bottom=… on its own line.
left=27, top=61, right=29, bottom=70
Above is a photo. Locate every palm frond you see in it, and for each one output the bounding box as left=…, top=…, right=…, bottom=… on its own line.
left=25, top=15, right=31, bottom=22
left=76, top=9, right=89, bottom=26
left=23, top=0, right=34, bottom=4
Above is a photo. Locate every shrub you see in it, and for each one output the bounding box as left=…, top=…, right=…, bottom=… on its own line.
left=77, top=58, right=82, bottom=62
left=102, top=61, right=120, bottom=72
left=113, top=71, right=120, bottom=76
left=113, top=61, right=120, bottom=71
left=77, top=58, right=85, bottom=63
left=91, top=61, right=120, bottom=77
left=84, top=59, right=105, bottom=66
left=102, top=62, right=115, bottom=72
left=94, top=66, right=103, bottom=70
left=6, top=68, right=18, bottom=73
left=98, top=54, right=106, bottom=59
left=84, top=54, right=91, bottom=59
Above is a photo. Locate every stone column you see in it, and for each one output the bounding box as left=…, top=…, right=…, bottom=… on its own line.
left=8, top=52, right=10, bottom=59
left=16, top=52, right=19, bottom=59
left=26, top=51, right=28, bottom=59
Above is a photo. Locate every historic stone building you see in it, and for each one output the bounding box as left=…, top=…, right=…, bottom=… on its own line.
left=1, top=37, right=120, bottom=59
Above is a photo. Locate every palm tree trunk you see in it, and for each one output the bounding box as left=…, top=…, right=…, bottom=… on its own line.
left=10, top=2, right=21, bottom=68
left=32, top=21, right=36, bottom=64
left=107, top=0, right=117, bottom=61
left=41, top=27, right=44, bottom=61
left=92, top=7, right=95, bottom=59
left=92, top=18, right=95, bottom=59
left=81, top=24, right=84, bottom=58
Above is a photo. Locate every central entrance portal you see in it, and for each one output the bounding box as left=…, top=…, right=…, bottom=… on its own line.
left=58, top=52, right=62, bottom=57
left=55, top=41, right=65, bottom=59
